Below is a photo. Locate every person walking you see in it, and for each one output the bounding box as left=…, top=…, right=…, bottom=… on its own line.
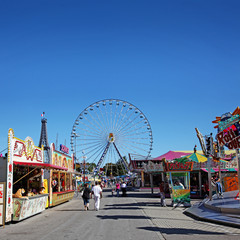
left=121, top=182, right=127, bottom=197
left=215, top=177, right=223, bottom=198
left=115, top=182, right=120, bottom=197
left=82, top=183, right=92, bottom=211
left=159, top=181, right=166, bottom=207
left=92, top=181, right=102, bottom=211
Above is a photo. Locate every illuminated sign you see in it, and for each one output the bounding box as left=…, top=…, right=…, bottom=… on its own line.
left=60, top=144, right=69, bottom=154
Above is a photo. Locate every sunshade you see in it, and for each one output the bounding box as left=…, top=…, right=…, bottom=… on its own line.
left=185, top=152, right=207, bottom=163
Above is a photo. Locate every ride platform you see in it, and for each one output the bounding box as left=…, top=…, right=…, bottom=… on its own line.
left=185, top=190, right=240, bottom=228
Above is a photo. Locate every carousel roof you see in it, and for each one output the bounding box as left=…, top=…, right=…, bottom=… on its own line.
left=153, top=150, right=189, bottom=161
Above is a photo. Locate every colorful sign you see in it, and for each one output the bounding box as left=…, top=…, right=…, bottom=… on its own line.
left=51, top=143, right=73, bottom=172
left=12, top=136, right=43, bottom=164
left=165, top=162, right=193, bottom=172
left=223, top=177, right=238, bottom=192
left=143, top=161, right=164, bottom=172
left=60, top=144, right=69, bottom=154
left=0, top=182, right=5, bottom=226
left=217, top=129, right=240, bottom=150
left=213, top=108, right=240, bottom=150
left=172, top=189, right=190, bottom=204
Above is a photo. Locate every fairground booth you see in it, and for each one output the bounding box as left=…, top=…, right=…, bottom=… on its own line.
left=163, top=160, right=193, bottom=206
left=46, top=143, right=75, bottom=207
left=0, top=129, right=49, bottom=223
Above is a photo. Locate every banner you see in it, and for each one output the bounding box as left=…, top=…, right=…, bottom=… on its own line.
left=0, top=182, right=6, bottom=226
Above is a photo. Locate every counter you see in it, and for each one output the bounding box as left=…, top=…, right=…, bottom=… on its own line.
left=52, top=190, right=74, bottom=206
left=12, top=194, right=48, bottom=221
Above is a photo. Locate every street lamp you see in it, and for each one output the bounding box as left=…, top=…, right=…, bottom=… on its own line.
left=71, top=132, right=80, bottom=172
left=82, top=150, right=87, bottom=184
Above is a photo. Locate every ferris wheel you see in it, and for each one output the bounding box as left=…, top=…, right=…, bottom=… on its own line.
left=70, top=99, right=153, bottom=175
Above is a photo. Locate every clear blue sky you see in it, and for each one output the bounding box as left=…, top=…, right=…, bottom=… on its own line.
left=1, top=0, right=240, bottom=158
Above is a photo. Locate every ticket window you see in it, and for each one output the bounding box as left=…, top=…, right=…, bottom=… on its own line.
left=170, top=172, right=190, bottom=190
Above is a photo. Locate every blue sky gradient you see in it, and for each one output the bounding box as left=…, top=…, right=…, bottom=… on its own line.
left=1, top=0, right=240, bottom=158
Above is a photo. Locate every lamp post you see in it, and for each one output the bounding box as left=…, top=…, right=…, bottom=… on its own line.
left=82, top=151, right=87, bottom=184
left=71, top=132, right=80, bottom=171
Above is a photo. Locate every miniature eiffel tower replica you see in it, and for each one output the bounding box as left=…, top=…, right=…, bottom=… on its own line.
left=39, top=112, right=51, bottom=163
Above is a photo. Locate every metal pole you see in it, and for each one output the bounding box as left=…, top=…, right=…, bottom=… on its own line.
left=83, top=159, right=86, bottom=184
left=236, top=149, right=240, bottom=194
left=207, top=156, right=212, bottom=200
left=199, top=169, right=202, bottom=197
left=150, top=173, right=153, bottom=195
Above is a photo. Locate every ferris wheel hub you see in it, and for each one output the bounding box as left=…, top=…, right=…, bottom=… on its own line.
left=108, top=133, right=115, bottom=142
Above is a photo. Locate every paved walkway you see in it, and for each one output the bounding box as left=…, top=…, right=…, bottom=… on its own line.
left=1, top=189, right=240, bottom=240
left=131, top=192, right=240, bottom=240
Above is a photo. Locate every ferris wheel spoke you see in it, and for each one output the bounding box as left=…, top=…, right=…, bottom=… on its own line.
left=83, top=143, right=108, bottom=163
left=76, top=133, right=102, bottom=139
left=86, top=110, right=105, bottom=133
left=77, top=120, right=102, bottom=136
left=77, top=142, right=104, bottom=152
left=103, top=103, right=111, bottom=132
left=75, top=125, right=102, bottom=137
left=116, top=112, right=141, bottom=134
left=76, top=138, right=103, bottom=142
left=118, top=131, right=151, bottom=139
left=112, top=102, right=120, bottom=133
left=80, top=115, right=102, bottom=135
left=98, top=104, right=110, bottom=132
left=118, top=138, right=150, bottom=146
left=114, top=107, right=134, bottom=133
left=76, top=140, right=103, bottom=146
left=117, top=123, right=147, bottom=137
left=120, top=141, right=150, bottom=154
left=91, top=107, right=109, bottom=136
left=113, top=106, right=131, bottom=133
left=118, top=145, right=143, bottom=159
left=89, top=145, right=107, bottom=165
left=117, top=118, right=147, bottom=135
left=112, top=103, right=125, bottom=133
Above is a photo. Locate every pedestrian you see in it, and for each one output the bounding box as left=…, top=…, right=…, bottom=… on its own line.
left=159, top=181, right=166, bottom=207
left=92, top=181, right=102, bottom=211
left=215, top=177, right=223, bottom=198
left=115, top=182, right=120, bottom=197
left=121, top=182, right=127, bottom=197
left=82, top=183, right=92, bottom=211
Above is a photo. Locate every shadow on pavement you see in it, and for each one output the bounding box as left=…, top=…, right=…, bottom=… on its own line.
left=103, top=207, right=139, bottom=210
left=54, top=209, right=86, bottom=211
left=138, top=226, right=226, bottom=235
left=97, top=215, right=150, bottom=220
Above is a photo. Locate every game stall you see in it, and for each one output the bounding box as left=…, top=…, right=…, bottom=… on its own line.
left=2, top=129, right=49, bottom=222
left=164, top=160, right=193, bottom=206
left=48, top=143, right=75, bottom=207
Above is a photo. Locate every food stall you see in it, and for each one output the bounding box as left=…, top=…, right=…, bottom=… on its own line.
left=3, top=128, right=49, bottom=222
left=48, top=143, right=75, bottom=207
left=164, top=160, right=193, bottom=207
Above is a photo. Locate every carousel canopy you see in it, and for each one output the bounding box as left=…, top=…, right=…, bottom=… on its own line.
left=154, top=151, right=189, bottom=161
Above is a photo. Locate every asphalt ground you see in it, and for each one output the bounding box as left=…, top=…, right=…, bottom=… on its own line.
left=1, top=189, right=240, bottom=240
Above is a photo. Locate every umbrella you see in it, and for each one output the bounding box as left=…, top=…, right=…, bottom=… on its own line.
left=185, top=152, right=207, bottom=163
